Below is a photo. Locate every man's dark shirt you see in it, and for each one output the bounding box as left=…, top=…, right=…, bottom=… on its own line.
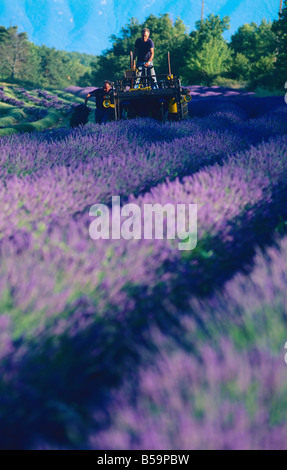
left=135, top=38, right=154, bottom=63
left=90, top=88, right=114, bottom=109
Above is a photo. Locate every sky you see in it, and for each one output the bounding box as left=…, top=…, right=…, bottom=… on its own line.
left=0, top=0, right=282, bottom=55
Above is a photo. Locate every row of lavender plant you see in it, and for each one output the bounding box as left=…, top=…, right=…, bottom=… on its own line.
left=15, top=88, right=78, bottom=110
left=89, top=234, right=287, bottom=450
left=36, top=89, right=82, bottom=109
left=0, top=87, right=25, bottom=107
left=2, top=110, right=285, bottom=246
left=0, top=131, right=246, bottom=227
left=0, top=133, right=287, bottom=448
left=1, top=106, right=287, bottom=202
left=36, top=89, right=63, bottom=101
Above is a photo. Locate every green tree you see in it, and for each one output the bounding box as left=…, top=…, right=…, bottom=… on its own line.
left=183, top=14, right=232, bottom=84
left=230, top=20, right=277, bottom=63
left=78, top=59, right=100, bottom=87
left=18, top=42, right=42, bottom=84
left=229, top=20, right=277, bottom=87
left=230, top=52, right=251, bottom=81
left=0, top=24, right=94, bottom=87
left=193, top=13, right=230, bottom=45
left=35, top=46, right=88, bottom=88
left=60, top=51, right=88, bottom=86
left=65, top=51, right=97, bottom=69
left=230, top=22, right=258, bottom=61
left=193, top=37, right=232, bottom=76
left=37, top=46, right=71, bottom=87
left=249, top=55, right=275, bottom=87
left=0, top=26, right=31, bottom=80
left=272, top=0, right=287, bottom=89
left=255, top=19, right=277, bottom=58
left=0, top=26, right=10, bottom=78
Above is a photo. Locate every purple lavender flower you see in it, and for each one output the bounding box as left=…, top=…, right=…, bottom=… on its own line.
left=0, top=88, right=286, bottom=449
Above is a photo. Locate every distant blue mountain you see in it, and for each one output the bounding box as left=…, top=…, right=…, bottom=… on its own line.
left=0, top=0, right=281, bottom=55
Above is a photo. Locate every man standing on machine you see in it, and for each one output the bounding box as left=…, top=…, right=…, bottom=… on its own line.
left=133, top=28, right=159, bottom=89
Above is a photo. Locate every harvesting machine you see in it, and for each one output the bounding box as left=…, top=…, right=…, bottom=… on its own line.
left=104, top=52, right=191, bottom=122
left=70, top=52, right=191, bottom=126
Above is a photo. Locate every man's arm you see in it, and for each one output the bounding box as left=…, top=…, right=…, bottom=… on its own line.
left=144, top=47, right=154, bottom=67
left=133, top=47, right=138, bottom=69
left=85, top=89, right=98, bottom=106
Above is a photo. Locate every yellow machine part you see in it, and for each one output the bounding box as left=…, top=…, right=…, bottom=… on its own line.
left=103, top=100, right=115, bottom=109
left=181, top=94, right=192, bottom=104
left=129, top=84, right=152, bottom=92
left=168, top=98, right=178, bottom=114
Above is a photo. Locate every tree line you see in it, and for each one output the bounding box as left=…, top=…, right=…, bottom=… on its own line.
left=0, top=0, right=286, bottom=90
left=0, top=26, right=94, bottom=88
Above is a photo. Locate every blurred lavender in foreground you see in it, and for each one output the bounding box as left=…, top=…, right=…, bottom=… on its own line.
left=0, top=97, right=286, bottom=448
left=90, top=234, right=287, bottom=450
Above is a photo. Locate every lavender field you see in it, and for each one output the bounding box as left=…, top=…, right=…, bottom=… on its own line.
left=0, top=84, right=287, bottom=449
left=0, top=85, right=97, bottom=136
